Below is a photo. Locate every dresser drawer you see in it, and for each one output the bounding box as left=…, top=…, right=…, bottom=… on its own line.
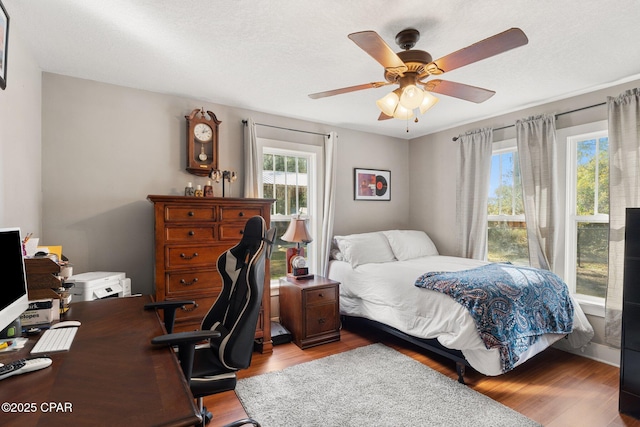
left=219, top=222, right=249, bottom=241
left=172, top=295, right=219, bottom=327
left=165, top=206, right=216, bottom=222
left=165, top=226, right=216, bottom=242
left=305, top=286, right=337, bottom=305
left=166, top=269, right=222, bottom=296
left=219, top=206, right=263, bottom=221
left=166, top=244, right=227, bottom=269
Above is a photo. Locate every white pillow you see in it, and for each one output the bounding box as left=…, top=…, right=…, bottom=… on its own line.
left=383, top=230, right=439, bottom=260
left=334, top=232, right=396, bottom=268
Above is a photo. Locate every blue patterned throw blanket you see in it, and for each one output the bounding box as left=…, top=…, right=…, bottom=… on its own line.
left=415, top=263, right=574, bottom=373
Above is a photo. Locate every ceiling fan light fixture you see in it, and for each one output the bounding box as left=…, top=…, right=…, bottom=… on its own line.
left=392, top=103, right=413, bottom=120
left=399, top=84, right=424, bottom=110
left=419, top=91, right=439, bottom=114
left=376, top=89, right=401, bottom=116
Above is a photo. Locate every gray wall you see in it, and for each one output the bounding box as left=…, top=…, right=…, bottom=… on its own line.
left=40, top=74, right=409, bottom=295
left=0, top=30, right=42, bottom=234
left=409, top=78, right=640, bottom=256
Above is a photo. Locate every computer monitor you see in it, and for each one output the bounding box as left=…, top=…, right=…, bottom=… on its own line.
left=0, top=227, right=30, bottom=333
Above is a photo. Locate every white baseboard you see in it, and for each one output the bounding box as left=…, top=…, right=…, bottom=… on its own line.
left=553, top=339, right=620, bottom=367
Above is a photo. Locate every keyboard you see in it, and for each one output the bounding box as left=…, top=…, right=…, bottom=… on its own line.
left=30, top=327, right=78, bottom=354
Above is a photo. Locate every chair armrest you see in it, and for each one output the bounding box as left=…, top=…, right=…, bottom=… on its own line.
left=151, top=330, right=220, bottom=346
left=144, top=300, right=195, bottom=334
left=151, top=330, right=221, bottom=382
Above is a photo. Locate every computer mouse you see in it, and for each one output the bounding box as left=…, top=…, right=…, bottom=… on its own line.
left=50, top=320, right=81, bottom=329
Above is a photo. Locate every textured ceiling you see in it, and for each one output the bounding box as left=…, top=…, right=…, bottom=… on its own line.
left=5, top=0, right=640, bottom=139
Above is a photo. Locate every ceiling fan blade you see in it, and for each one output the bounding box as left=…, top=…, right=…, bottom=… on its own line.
left=378, top=112, right=393, bottom=121
left=426, top=28, right=528, bottom=75
left=348, top=31, right=408, bottom=75
left=423, top=79, right=495, bottom=103
left=309, top=82, right=389, bottom=99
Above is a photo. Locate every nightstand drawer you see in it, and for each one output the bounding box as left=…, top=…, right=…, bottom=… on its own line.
left=165, top=206, right=216, bottom=222
left=305, top=303, right=338, bottom=336
left=305, top=286, right=336, bottom=305
left=165, top=226, right=216, bottom=242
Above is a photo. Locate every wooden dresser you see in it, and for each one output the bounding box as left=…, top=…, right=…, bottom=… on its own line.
left=148, top=195, right=274, bottom=353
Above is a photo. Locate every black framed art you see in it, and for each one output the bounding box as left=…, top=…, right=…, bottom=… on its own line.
left=0, top=0, right=8, bottom=90
left=354, top=168, right=391, bottom=201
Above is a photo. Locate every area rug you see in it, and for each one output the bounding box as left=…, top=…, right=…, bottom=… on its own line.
left=235, top=343, right=540, bottom=426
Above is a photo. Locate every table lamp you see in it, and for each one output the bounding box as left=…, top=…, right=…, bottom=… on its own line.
left=281, top=216, right=313, bottom=278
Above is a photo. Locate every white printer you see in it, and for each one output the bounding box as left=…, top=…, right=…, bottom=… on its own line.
left=66, top=271, right=132, bottom=302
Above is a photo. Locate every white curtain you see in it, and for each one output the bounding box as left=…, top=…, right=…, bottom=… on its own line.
left=516, top=114, right=561, bottom=271
left=243, top=117, right=260, bottom=198
left=456, top=128, right=493, bottom=260
left=320, top=132, right=338, bottom=276
left=605, top=88, right=640, bottom=348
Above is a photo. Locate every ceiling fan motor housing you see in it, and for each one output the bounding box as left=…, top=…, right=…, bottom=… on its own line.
left=384, top=50, right=433, bottom=82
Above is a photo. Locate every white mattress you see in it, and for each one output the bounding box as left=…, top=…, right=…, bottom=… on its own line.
left=328, top=255, right=594, bottom=376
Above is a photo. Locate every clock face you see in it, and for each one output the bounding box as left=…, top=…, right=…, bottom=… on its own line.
left=291, top=255, right=307, bottom=269
left=194, top=123, right=213, bottom=142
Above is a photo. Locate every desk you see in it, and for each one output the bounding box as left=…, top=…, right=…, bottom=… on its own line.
left=0, top=296, right=201, bottom=427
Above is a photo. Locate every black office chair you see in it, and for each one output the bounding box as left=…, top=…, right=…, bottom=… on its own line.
left=147, top=215, right=275, bottom=427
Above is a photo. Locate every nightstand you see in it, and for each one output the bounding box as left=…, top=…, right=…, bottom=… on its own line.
left=279, top=276, right=340, bottom=349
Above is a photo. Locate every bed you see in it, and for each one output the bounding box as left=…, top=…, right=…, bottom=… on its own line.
left=327, top=229, right=594, bottom=382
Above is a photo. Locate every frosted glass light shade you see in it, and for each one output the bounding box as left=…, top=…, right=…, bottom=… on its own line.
left=399, top=84, right=424, bottom=110
left=376, top=91, right=400, bottom=116
left=392, top=104, right=414, bottom=120
left=400, top=85, right=424, bottom=110
left=419, top=91, right=440, bottom=114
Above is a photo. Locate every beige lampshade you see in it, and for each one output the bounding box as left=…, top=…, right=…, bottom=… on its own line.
left=281, top=217, right=313, bottom=244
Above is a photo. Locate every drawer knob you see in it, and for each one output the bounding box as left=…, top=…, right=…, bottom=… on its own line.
left=188, top=230, right=195, bottom=236
left=180, top=252, right=199, bottom=260
left=179, top=278, right=199, bottom=286
left=318, top=318, right=326, bottom=324
left=318, top=293, right=323, bottom=298
left=180, top=302, right=199, bottom=312
left=188, top=211, right=195, bottom=217
left=238, top=212, right=244, bottom=217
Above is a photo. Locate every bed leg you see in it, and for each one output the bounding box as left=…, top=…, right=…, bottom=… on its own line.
left=456, top=362, right=466, bottom=384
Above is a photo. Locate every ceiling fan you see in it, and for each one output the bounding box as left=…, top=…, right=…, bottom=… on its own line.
left=309, top=27, right=528, bottom=121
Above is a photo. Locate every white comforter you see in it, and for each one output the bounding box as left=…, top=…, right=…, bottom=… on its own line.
left=328, top=255, right=594, bottom=376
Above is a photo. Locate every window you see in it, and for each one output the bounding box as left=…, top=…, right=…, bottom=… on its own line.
left=257, top=138, right=322, bottom=283
left=565, top=127, right=609, bottom=303
left=487, top=141, right=529, bottom=265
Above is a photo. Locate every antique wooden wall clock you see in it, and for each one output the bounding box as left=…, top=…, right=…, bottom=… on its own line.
left=185, top=108, right=220, bottom=176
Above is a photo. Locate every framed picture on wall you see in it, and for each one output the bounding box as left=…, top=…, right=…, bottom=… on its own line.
left=0, top=0, right=8, bottom=90
left=354, top=168, right=391, bottom=201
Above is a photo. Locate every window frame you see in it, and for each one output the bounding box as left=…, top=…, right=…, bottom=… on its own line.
left=561, top=121, right=608, bottom=316
left=256, top=137, right=323, bottom=284
left=487, top=138, right=529, bottom=265
left=487, top=138, right=525, bottom=223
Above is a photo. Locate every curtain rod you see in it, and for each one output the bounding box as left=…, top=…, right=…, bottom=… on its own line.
left=451, top=101, right=607, bottom=141
left=242, top=120, right=330, bottom=137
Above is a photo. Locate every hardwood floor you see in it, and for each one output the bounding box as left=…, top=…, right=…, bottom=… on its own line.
left=205, top=324, right=640, bottom=427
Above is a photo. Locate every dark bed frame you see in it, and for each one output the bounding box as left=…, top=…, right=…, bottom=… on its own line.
left=342, top=315, right=470, bottom=384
